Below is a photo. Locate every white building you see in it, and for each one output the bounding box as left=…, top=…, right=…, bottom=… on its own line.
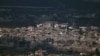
left=79, top=27, right=88, bottom=32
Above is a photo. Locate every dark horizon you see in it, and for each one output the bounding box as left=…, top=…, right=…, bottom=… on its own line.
left=0, top=0, right=100, bottom=9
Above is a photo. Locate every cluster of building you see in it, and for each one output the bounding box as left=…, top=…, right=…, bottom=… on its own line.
left=0, top=22, right=100, bottom=55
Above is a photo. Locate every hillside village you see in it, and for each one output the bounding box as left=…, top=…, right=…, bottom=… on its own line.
left=0, top=21, right=100, bottom=56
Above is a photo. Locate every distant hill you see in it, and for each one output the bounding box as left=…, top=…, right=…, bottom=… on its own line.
left=0, top=0, right=100, bottom=27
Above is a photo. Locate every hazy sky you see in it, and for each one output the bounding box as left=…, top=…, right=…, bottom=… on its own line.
left=0, top=0, right=99, bottom=8
left=84, top=0, right=100, bottom=2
